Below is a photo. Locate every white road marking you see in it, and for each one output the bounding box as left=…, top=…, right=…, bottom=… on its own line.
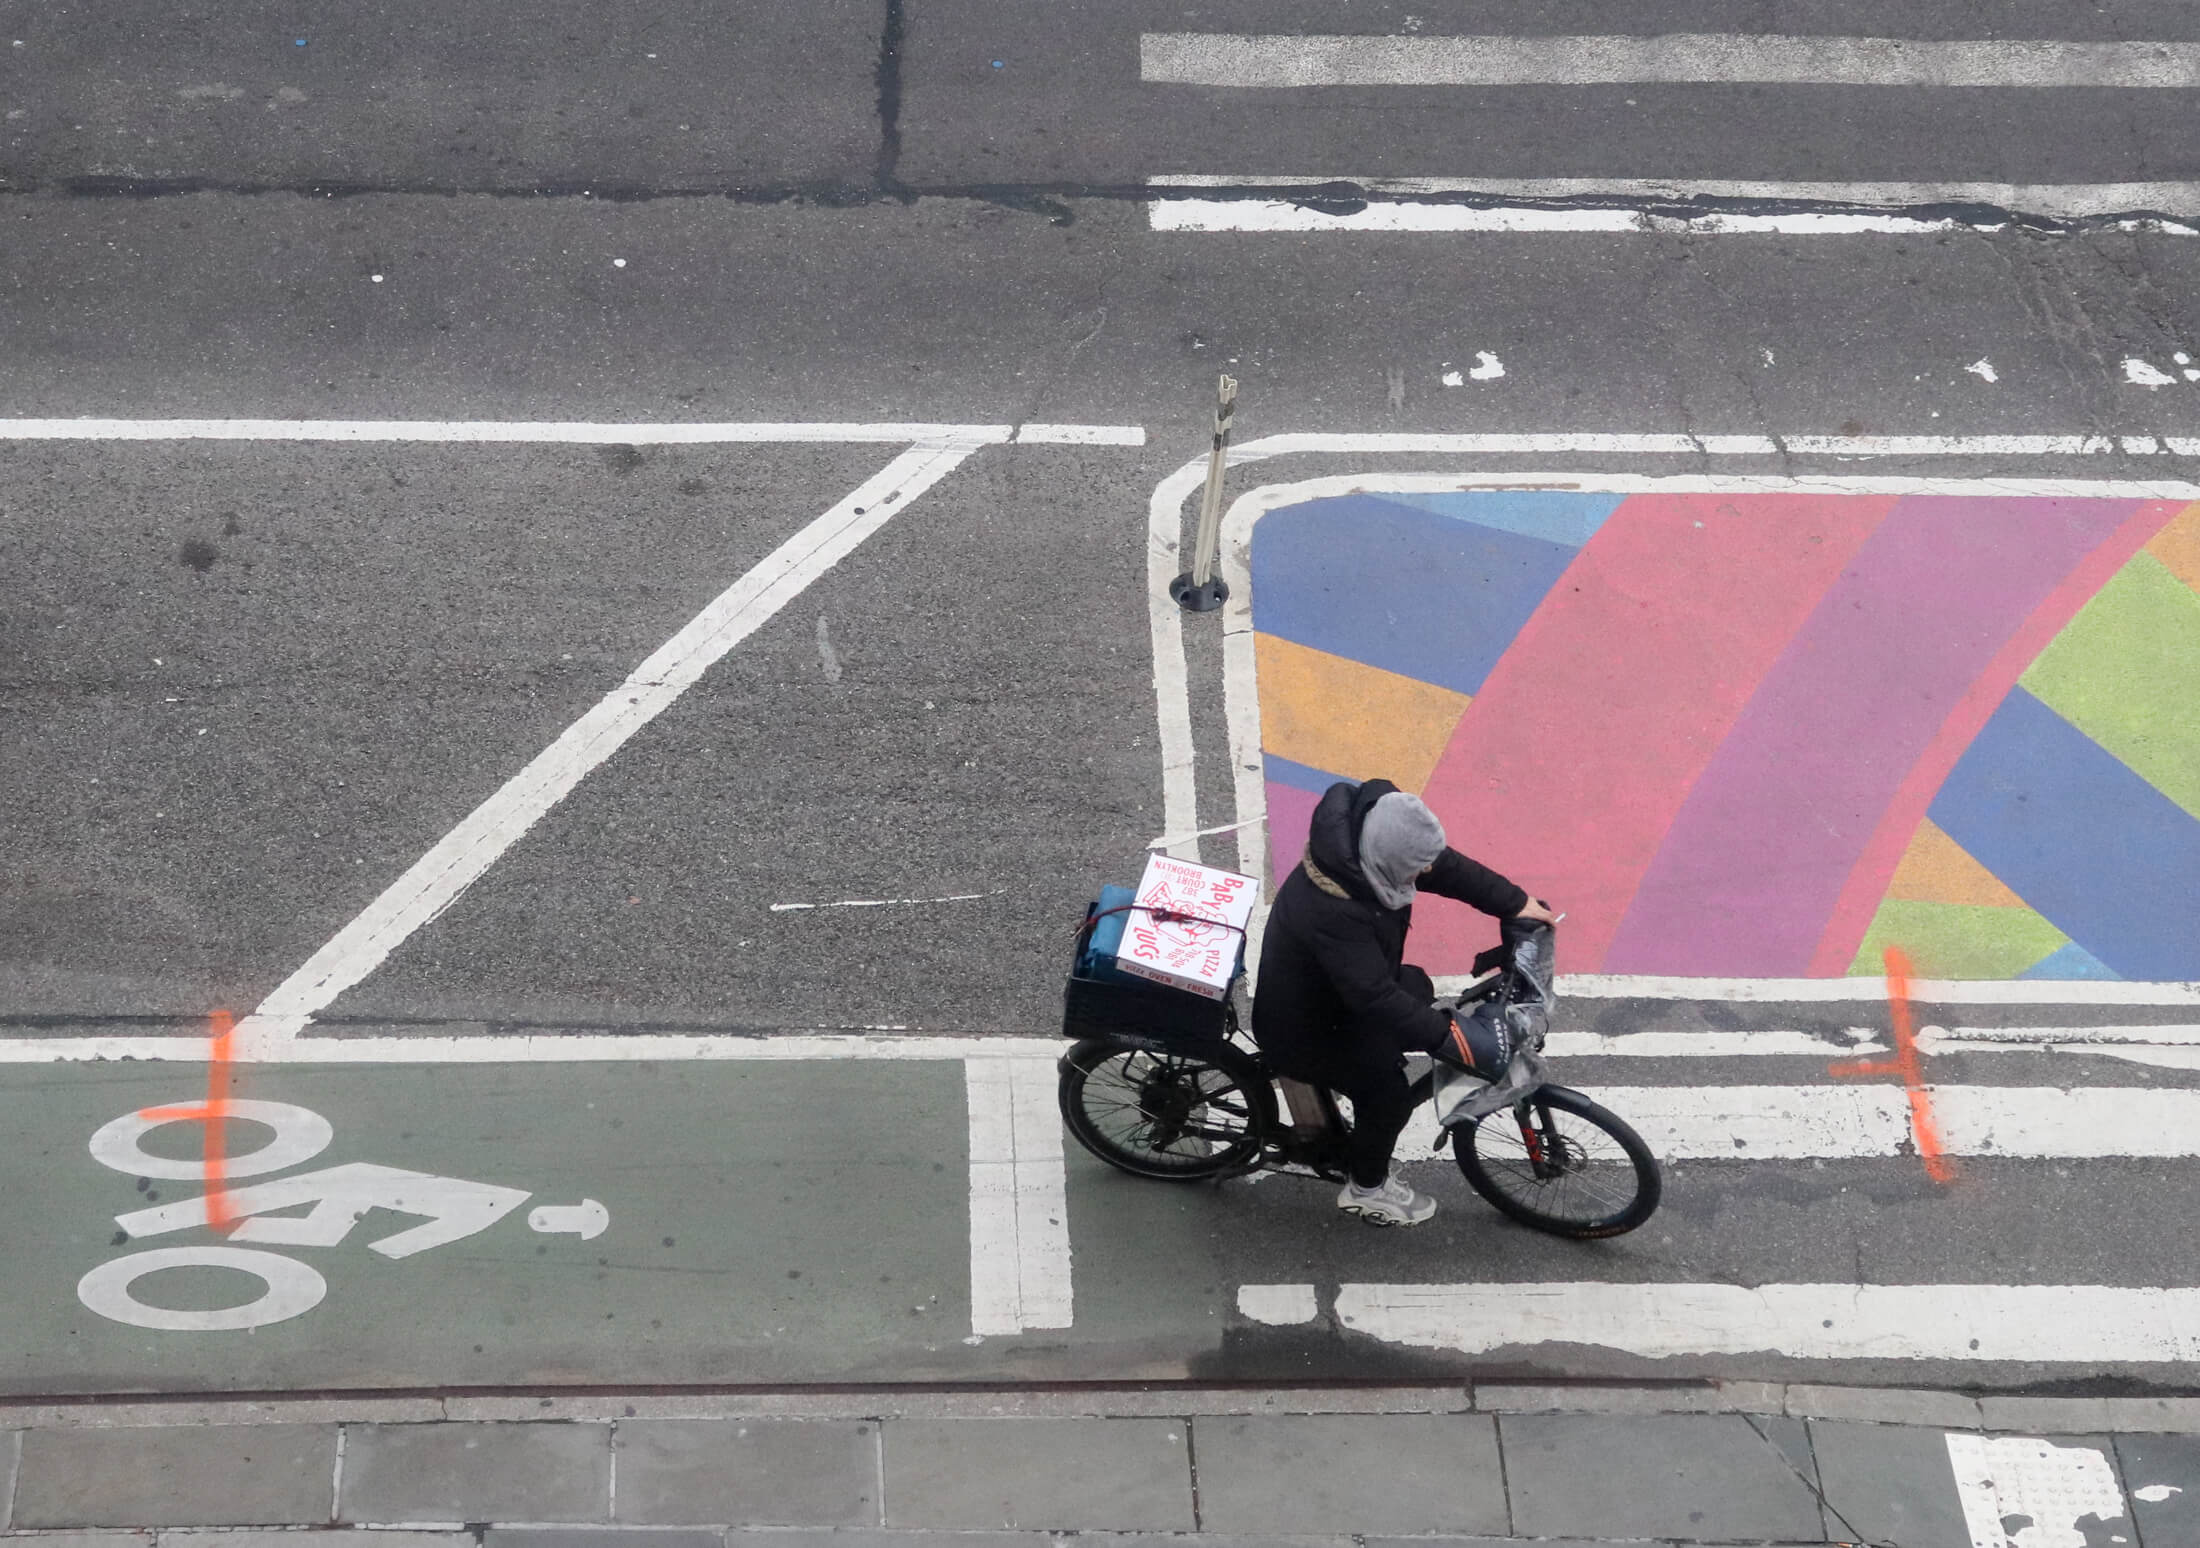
left=1151, top=453, right=2200, bottom=1006
left=527, top=1199, right=610, bottom=1239
left=1238, top=1283, right=1320, bottom=1325
left=1327, top=1281, right=2200, bottom=1361
left=116, top=1161, right=533, bottom=1260
left=1151, top=173, right=2200, bottom=221
left=1149, top=199, right=2182, bottom=236
left=1540, top=1028, right=1888, bottom=1057
left=1946, top=1433, right=2129, bottom=1547
left=965, top=1054, right=1073, bottom=1336
left=0, top=1032, right=1068, bottom=1064
left=768, top=889, right=1001, bottom=913
left=1013, top=423, right=1148, bottom=446
left=77, top=1247, right=328, bottom=1333
left=2135, top=1484, right=2184, bottom=1502
left=1141, top=33, right=2200, bottom=89
left=1403, top=1084, right=2200, bottom=1160
left=0, top=419, right=1145, bottom=446
left=226, top=443, right=979, bottom=1056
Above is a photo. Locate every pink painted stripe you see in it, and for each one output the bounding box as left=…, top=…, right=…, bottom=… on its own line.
left=1603, top=496, right=2145, bottom=976
left=1412, top=493, right=1894, bottom=975
left=1807, top=498, right=2192, bottom=975
left=1264, top=779, right=1324, bottom=893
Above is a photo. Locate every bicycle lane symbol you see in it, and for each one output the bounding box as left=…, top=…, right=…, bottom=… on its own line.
left=77, top=1098, right=610, bottom=1332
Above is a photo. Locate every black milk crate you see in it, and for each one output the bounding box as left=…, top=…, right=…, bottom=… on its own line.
left=1062, top=966, right=1232, bottom=1045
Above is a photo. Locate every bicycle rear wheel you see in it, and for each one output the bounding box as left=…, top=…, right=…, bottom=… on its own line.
left=1452, top=1086, right=1661, bottom=1237
left=1058, top=1036, right=1271, bottom=1180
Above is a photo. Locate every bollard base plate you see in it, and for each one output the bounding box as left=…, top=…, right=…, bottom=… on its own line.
left=1170, top=571, right=1230, bottom=612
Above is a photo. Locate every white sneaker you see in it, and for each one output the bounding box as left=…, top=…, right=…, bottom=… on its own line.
left=1337, top=1172, right=1437, bottom=1227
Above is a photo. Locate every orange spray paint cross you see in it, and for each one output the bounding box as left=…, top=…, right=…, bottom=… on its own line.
left=1828, top=947, right=1957, bottom=1184
left=138, top=1008, right=242, bottom=1232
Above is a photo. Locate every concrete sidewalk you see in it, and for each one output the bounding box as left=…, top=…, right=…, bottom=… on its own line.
left=4, top=1383, right=2195, bottom=1547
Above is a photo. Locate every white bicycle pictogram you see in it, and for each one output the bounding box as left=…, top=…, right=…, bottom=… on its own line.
left=79, top=1099, right=608, bottom=1332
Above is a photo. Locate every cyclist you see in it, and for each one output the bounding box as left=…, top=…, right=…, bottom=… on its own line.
left=1252, top=777, right=1556, bottom=1226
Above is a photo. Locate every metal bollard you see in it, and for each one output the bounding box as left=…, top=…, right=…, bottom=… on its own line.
left=1170, top=375, right=1238, bottom=612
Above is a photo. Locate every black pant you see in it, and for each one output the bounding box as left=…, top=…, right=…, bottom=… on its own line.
left=1257, top=965, right=1435, bottom=1189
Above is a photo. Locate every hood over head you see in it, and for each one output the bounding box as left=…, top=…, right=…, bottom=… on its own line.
left=1358, top=791, right=1447, bottom=909
left=1305, top=779, right=1440, bottom=909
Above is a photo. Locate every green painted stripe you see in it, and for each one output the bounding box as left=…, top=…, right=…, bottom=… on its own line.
left=2020, top=550, right=2200, bottom=820
left=1846, top=897, right=2069, bottom=980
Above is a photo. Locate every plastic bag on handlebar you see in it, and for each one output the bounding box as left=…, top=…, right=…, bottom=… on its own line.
left=1430, top=917, right=1556, bottom=1133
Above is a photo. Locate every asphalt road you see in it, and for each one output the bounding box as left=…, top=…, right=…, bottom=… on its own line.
left=6, top=1, right=2200, bottom=1397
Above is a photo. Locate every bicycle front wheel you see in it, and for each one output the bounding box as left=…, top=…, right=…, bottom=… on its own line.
left=1058, top=1036, right=1270, bottom=1180
left=1452, top=1086, right=1661, bottom=1238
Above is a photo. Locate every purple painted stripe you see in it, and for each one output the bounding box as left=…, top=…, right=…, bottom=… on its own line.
left=1602, top=496, right=2141, bottom=975
left=1266, top=779, right=1324, bottom=892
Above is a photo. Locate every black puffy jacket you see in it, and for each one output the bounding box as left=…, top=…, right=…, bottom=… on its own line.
left=1252, top=779, right=1528, bottom=1065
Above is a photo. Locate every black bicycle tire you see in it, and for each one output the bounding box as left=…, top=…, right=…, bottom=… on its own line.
left=1451, top=1086, right=1662, bottom=1237
left=1058, top=1035, right=1272, bottom=1181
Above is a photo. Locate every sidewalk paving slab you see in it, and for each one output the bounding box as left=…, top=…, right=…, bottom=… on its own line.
left=13, top=1424, right=336, bottom=1528
left=1188, top=1414, right=1508, bottom=1536
left=881, top=1419, right=1194, bottom=1532
left=1808, top=1419, right=1970, bottom=1548
left=2114, top=1431, right=2200, bottom=1544
left=0, top=1537, right=152, bottom=1548
left=1500, top=1413, right=1826, bottom=1543
left=612, top=1419, right=877, bottom=1527
left=338, top=1421, right=610, bottom=1525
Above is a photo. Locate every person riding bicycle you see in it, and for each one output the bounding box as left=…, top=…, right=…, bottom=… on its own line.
left=1252, top=777, right=1557, bottom=1226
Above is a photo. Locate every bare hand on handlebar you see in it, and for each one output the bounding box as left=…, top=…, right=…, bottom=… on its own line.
left=1512, top=896, right=1561, bottom=925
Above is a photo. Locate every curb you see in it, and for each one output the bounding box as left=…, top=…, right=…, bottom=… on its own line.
left=2, top=1381, right=2196, bottom=1433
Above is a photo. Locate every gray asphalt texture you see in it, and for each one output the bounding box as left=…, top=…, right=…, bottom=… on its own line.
left=6, top=0, right=2200, bottom=1394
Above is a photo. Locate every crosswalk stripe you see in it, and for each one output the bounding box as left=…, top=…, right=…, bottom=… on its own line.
left=1309, top=1282, right=2200, bottom=1361
left=1142, top=33, right=2200, bottom=89
left=1401, top=1084, right=2200, bottom=1159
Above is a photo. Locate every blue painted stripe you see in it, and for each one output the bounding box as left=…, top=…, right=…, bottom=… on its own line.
left=1930, top=687, right=2200, bottom=981
left=1252, top=493, right=1580, bottom=695
left=1262, top=752, right=1348, bottom=797
left=1376, top=490, right=1625, bottom=550
left=2018, top=941, right=2123, bottom=981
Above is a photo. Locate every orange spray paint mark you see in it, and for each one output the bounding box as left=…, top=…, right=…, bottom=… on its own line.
left=1828, top=948, right=1955, bottom=1183
left=139, top=1009, right=240, bottom=1233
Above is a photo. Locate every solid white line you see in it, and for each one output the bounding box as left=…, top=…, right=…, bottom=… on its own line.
left=1540, top=1029, right=1888, bottom=1058
left=965, top=1054, right=1073, bottom=1335
left=1150, top=199, right=2147, bottom=235
left=1141, top=33, right=2200, bottom=89
left=0, top=1033, right=1066, bottom=1065
left=1149, top=174, right=2200, bottom=219
left=1165, top=458, right=2200, bottom=1008
left=1148, top=456, right=1231, bottom=864
left=0, top=419, right=1019, bottom=446
left=1328, top=1282, right=2200, bottom=1361
left=1398, top=1084, right=2200, bottom=1159
left=1013, top=423, right=1148, bottom=446
left=228, top=445, right=979, bottom=1056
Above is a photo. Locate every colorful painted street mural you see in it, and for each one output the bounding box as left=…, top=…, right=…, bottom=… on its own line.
left=1250, top=486, right=2200, bottom=981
